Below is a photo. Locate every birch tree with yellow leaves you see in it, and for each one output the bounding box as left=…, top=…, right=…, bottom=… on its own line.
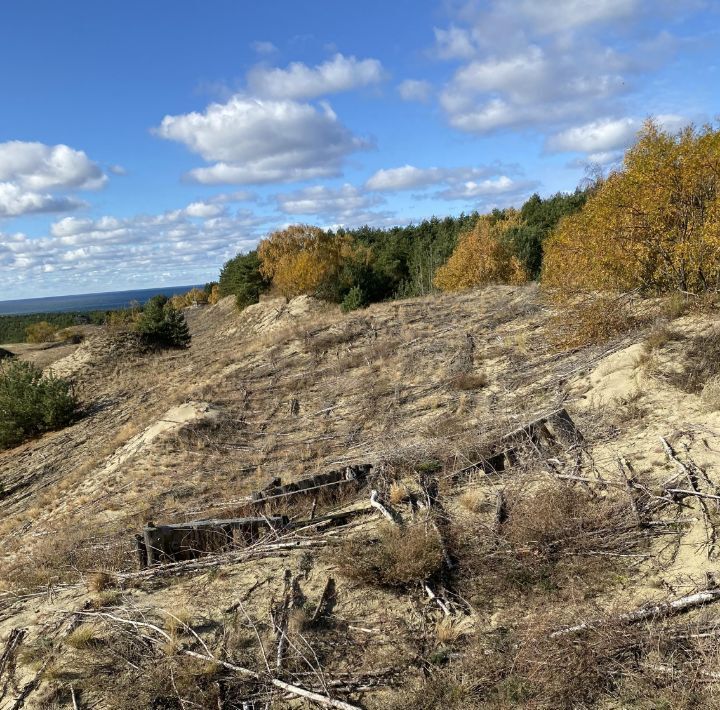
left=433, top=213, right=528, bottom=292
left=543, top=120, right=720, bottom=297
left=257, top=224, right=355, bottom=299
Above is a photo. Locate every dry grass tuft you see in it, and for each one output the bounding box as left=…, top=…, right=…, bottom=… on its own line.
left=458, top=488, right=485, bottom=513
left=701, top=375, right=720, bottom=411
left=672, top=328, right=720, bottom=393
left=388, top=481, right=408, bottom=505
left=451, top=481, right=646, bottom=600
left=435, top=616, right=474, bottom=645
left=643, top=324, right=682, bottom=352
left=333, top=521, right=444, bottom=588
left=65, top=625, right=99, bottom=650
left=449, top=372, right=488, bottom=390
left=87, top=571, right=116, bottom=593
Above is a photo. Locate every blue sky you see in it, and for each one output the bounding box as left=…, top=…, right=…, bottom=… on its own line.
left=0, top=0, right=717, bottom=299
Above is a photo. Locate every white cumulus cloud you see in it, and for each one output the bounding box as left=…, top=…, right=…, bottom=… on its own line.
left=365, top=164, right=533, bottom=200
left=155, top=95, right=371, bottom=185
left=546, top=113, right=687, bottom=162
left=1, top=206, right=271, bottom=297
left=0, top=141, right=107, bottom=218
left=247, top=53, right=385, bottom=100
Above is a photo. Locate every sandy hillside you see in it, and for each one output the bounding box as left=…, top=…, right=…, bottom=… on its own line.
left=2, top=287, right=720, bottom=709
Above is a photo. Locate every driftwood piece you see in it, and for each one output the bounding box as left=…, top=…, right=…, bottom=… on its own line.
left=424, top=584, right=451, bottom=617
left=273, top=570, right=293, bottom=672
left=369, top=490, right=401, bottom=524
left=618, top=456, right=642, bottom=525
left=79, top=611, right=361, bottom=710
left=551, top=587, right=720, bottom=638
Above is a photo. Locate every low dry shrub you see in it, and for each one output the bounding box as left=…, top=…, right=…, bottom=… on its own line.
left=643, top=324, right=682, bottom=352
left=334, top=521, right=443, bottom=587
left=701, top=376, right=720, bottom=411
left=550, top=296, right=639, bottom=349
left=449, top=372, right=488, bottom=390
left=452, top=482, right=645, bottom=599
left=671, top=328, right=720, bottom=393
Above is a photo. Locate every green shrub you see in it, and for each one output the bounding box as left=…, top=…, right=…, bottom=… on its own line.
left=341, top=285, right=365, bottom=312
left=218, top=250, right=270, bottom=310
left=136, top=296, right=191, bottom=348
left=0, top=359, right=78, bottom=449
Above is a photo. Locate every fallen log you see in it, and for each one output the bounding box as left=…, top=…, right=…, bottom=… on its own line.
left=551, top=587, right=720, bottom=638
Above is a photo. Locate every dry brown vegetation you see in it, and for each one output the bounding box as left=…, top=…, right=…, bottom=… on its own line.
left=4, top=285, right=720, bottom=708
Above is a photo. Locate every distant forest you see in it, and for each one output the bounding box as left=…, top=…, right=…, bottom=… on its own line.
left=0, top=311, right=108, bottom=344
left=218, top=187, right=590, bottom=311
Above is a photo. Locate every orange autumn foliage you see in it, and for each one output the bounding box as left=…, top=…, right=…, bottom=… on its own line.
left=543, top=120, right=720, bottom=298
left=433, top=214, right=528, bottom=292
left=257, top=224, right=355, bottom=298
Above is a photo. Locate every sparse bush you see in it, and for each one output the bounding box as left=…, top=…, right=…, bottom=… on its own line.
left=550, top=296, right=639, bottom=349
left=672, top=328, right=720, bottom=392
left=452, top=482, right=645, bottom=599
left=644, top=324, right=681, bottom=352
left=334, top=522, right=443, bottom=587
left=341, top=285, right=365, bottom=312
left=0, top=359, right=77, bottom=449
left=613, top=389, right=647, bottom=423
left=449, top=372, right=488, bottom=390
left=25, top=320, right=58, bottom=343
left=701, top=376, right=720, bottom=411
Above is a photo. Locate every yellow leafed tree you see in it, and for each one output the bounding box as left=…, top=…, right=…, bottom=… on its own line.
left=433, top=213, right=528, bottom=292
left=257, top=224, right=354, bottom=298
left=543, top=120, right=720, bottom=297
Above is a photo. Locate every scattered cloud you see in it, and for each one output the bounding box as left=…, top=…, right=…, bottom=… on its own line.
left=275, top=183, right=384, bottom=220
left=366, top=165, right=448, bottom=191
left=0, top=141, right=106, bottom=217
left=546, top=113, right=687, bottom=164
left=0, top=183, right=85, bottom=218
left=247, top=53, right=385, bottom=100
left=397, top=79, right=432, bottom=102
left=546, top=117, right=638, bottom=153
left=432, top=1, right=685, bottom=135
left=433, top=26, right=476, bottom=60
left=365, top=163, right=529, bottom=196
left=181, top=201, right=225, bottom=218
left=435, top=175, right=538, bottom=201
left=251, top=40, right=278, bottom=55
left=155, top=95, right=371, bottom=185
left=1, top=206, right=270, bottom=296
left=208, top=190, right=257, bottom=204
